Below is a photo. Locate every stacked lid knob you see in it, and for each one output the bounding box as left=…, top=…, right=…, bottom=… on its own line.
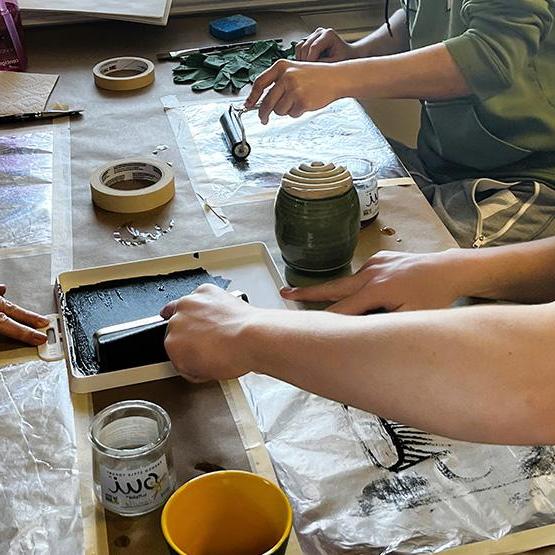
left=281, top=161, right=353, bottom=200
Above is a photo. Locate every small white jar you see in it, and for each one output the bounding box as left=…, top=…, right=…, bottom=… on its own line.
left=89, top=400, right=175, bottom=517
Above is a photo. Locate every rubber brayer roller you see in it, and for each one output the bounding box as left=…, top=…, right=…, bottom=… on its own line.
left=219, top=103, right=260, bottom=161
left=93, top=290, right=249, bottom=373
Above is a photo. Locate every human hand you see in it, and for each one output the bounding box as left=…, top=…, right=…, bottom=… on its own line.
left=0, top=285, right=49, bottom=345
left=161, top=284, right=256, bottom=383
left=280, top=250, right=465, bottom=313
left=245, top=59, right=341, bottom=124
left=296, top=27, right=357, bottom=62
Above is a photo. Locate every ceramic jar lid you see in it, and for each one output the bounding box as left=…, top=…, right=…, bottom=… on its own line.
left=281, top=161, right=353, bottom=200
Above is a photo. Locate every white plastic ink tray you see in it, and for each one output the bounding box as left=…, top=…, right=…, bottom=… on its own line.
left=56, top=242, right=292, bottom=393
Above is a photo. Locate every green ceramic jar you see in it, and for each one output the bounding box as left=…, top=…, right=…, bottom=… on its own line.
left=275, top=161, right=360, bottom=273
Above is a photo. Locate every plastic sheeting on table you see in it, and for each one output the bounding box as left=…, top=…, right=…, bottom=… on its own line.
left=162, top=96, right=409, bottom=236
left=0, top=120, right=73, bottom=282
left=0, top=126, right=53, bottom=253
left=241, top=374, right=555, bottom=554
left=0, top=359, right=84, bottom=554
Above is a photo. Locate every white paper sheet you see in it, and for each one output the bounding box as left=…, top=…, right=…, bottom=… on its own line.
left=20, top=0, right=172, bottom=24
left=0, top=71, right=58, bottom=116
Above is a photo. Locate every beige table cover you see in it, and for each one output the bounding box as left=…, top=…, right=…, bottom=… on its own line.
left=0, top=11, right=551, bottom=555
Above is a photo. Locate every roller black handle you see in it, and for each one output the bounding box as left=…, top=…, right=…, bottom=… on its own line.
left=93, top=290, right=249, bottom=373
left=95, top=319, right=169, bottom=373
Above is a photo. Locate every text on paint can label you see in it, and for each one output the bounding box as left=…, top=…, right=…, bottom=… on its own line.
left=99, top=454, right=172, bottom=513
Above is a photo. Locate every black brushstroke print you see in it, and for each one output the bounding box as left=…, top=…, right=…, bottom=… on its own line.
left=520, top=446, right=555, bottom=479
left=343, top=406, right=493, bottom=480
left=359, top=474, right=440, bottom=514
left=343, top=406, right=450, bottom=472
left=342, top=405, right=502, bottom=515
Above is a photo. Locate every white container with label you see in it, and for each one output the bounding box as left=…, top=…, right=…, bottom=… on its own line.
left=89, top=400, right=175, bottom=516
left=336, top=157, right=379, bottom=224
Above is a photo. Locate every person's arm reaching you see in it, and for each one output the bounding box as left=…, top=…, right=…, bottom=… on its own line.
left=246, top=43, right=470, bottom=124
left=350, top=8, right=410, bottom=57
left=162, top=285, right=555, bottom=446
left=281, top=237, right=555, bottom=313
left=246, top=0, right=553, bottom=123
left=296, top=9, right=409, bottom=62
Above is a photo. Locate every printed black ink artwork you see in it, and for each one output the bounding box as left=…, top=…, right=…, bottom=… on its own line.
left=341, top=404, right=555, bottom=522
left=342, top=405, right=493, bottom=482
left=343, top=406, right=449, bottom=472
left=240, top=372, right=555, bottom=554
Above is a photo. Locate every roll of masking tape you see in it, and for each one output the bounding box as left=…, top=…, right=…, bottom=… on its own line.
left=90, top=158, right=175, bottom=213
left=93, top=56, right=155, bottom=91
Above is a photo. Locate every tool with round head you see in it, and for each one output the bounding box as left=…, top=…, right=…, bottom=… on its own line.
left=219, top=103, right=260, bottom=161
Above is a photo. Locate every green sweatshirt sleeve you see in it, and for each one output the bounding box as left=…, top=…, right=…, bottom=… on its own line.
left=445, top=0, right=554, bottom=99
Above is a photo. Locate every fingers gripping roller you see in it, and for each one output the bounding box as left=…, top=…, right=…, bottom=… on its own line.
left=93, top=290, right=249, bottom=373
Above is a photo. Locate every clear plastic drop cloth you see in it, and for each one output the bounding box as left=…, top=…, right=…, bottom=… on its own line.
left=241, top=374, right=555, bottom=554
left=163, top=96, right=409, bottom=211
left=0, top=125, right=53, bottom=256
left=0, top=359, right=84, bottom=554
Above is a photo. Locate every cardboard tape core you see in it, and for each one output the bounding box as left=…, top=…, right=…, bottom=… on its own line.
left=91, top=158, right=175, bottom=213
left=93, top=57, right=155, bottom=91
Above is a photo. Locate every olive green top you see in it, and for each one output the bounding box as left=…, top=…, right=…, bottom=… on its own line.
left=404, top=0, right=555, bottom=186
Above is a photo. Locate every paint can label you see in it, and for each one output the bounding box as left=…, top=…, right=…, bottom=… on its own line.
left=356, top=182, right=379, bottom=222
left=99, top=454, right=172, bottom=514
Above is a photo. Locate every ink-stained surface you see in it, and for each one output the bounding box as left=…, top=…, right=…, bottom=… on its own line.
left=61, top=268, right=229, bottom=375
left=241, top=374, right=555, bottom=554
left=164, top=97, right=408, bottom=209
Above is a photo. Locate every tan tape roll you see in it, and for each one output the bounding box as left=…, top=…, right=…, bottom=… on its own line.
left=93, top=56, right=155, bottom=91
left=90, top=158, right=175, bottom=213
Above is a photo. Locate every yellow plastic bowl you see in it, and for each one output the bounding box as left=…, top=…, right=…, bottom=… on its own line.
left=161, top=470, right=293, bottom=555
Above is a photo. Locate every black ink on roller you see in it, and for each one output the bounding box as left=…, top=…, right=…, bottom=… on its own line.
left=93, top=291, right=248, bottom=373
left=60, top=268, right=230, bottom=376
left=94, top=315, right=169, bottom=373
left=219, top=103, right=260, bottom=161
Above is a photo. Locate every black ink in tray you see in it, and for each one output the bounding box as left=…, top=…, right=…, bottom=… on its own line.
left=60, top=267, right=230, bottom=375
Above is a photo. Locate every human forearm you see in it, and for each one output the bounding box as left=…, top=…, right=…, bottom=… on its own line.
left=440, top=238, right=555, bottom=304
left=335, top=42, right=471, bottom=100
left=297, top=11, right=408, bottom=64
left=352, top=9, right=409, bottom=57
left=245, top=304, right=555, bottom=445
left=247, top=37, right=470, bottom=121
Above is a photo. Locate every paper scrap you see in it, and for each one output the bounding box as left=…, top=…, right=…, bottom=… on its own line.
left=0, top=71, right=59, bottom=116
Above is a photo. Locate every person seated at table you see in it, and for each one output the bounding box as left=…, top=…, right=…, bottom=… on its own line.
left=245, top=0, right=555, bottom=248
left=0, top=284, right=49, bottom=345
left=161, top=236, right=555, bottom=446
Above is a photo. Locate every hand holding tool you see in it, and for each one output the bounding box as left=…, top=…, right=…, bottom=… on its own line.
left=93, top=290, right=249, bottom=373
